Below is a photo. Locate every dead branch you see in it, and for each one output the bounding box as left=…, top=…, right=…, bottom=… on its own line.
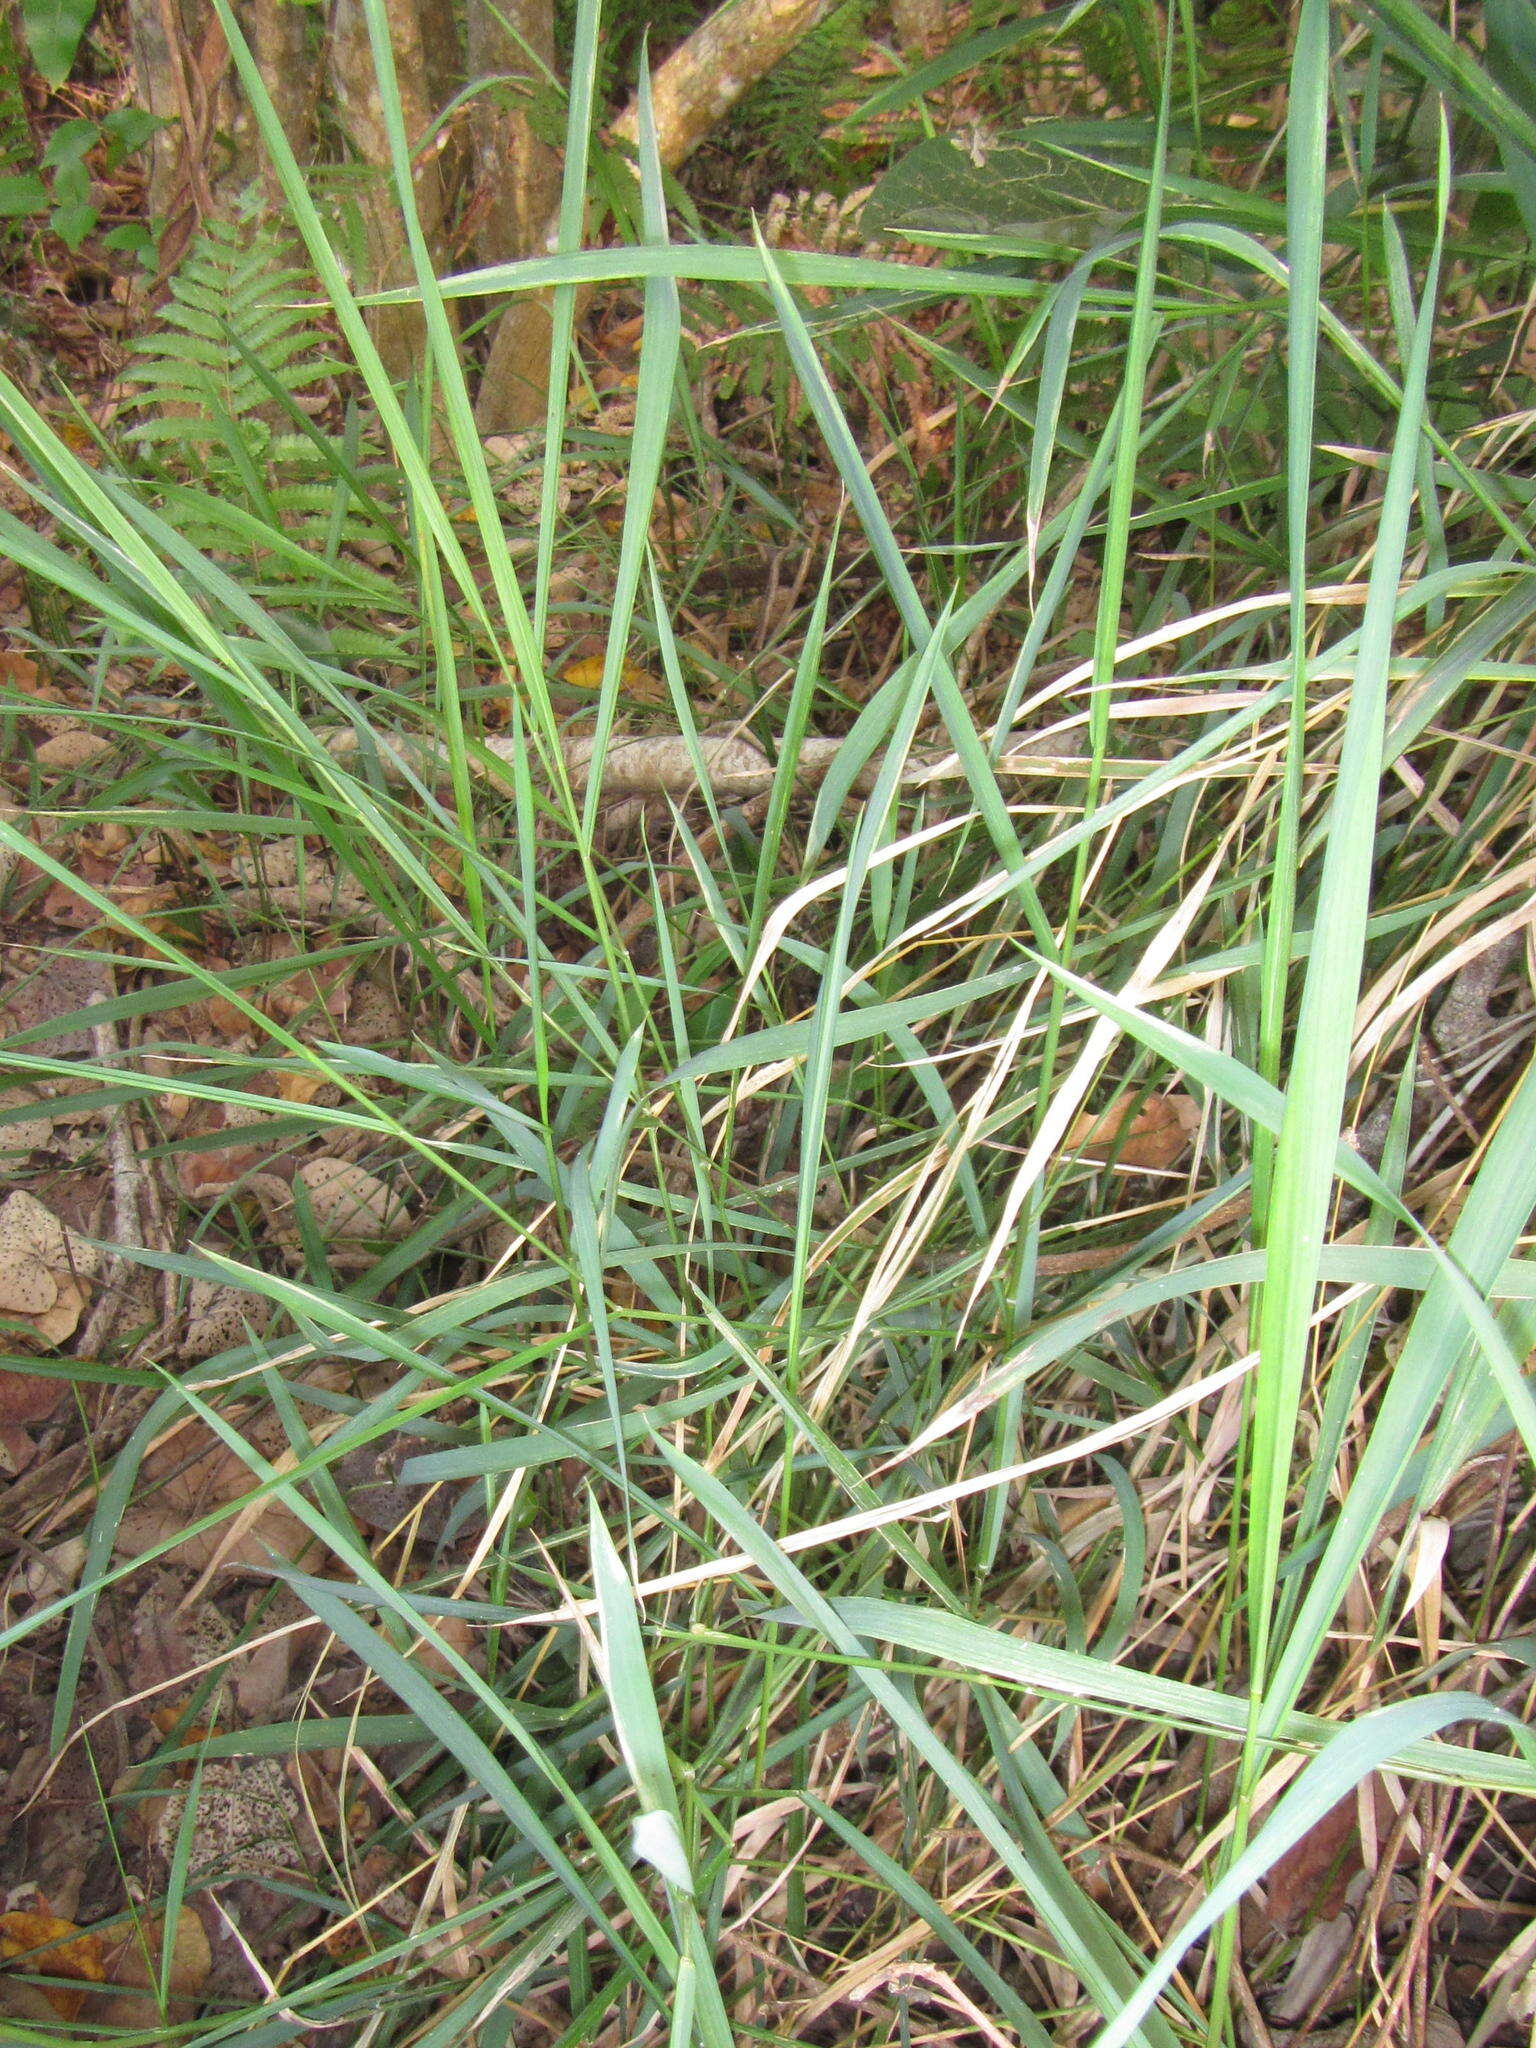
left=320, top=722, right=1086, bottom=803
left=610, top=0, right=848, bottom=171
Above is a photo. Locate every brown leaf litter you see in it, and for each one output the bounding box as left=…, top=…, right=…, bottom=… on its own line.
left=0, top=1189, right=102, bottom=1349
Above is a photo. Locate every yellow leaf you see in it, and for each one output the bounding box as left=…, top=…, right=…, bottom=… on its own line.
left=0, top=1912, right=105, bottom=2021
left=560, top=655, right=654, bottom=696
left=276, top=1069, right=328, bottom=1105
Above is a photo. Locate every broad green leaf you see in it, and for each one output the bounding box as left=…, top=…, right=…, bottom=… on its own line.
left=21, top=0, right=95, bottom=84
left=0, top=173, right=47, bottom=216
left=862, top=128, right=1157, bottom=247
left=1485, top=0, right=1536, bottom=245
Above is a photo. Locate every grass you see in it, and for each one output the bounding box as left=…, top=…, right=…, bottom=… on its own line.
left=0, top=0, right=1535, bottom=2041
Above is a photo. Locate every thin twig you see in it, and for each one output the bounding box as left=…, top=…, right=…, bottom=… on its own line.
left=78, top=1014, right=149, bottom=1359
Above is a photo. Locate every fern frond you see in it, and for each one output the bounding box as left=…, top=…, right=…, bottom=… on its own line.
left=121, top=209, right=409, bottom=619
left=0, top=15, right=32, bottom=185
left=727, top=0, right=871, bottom=189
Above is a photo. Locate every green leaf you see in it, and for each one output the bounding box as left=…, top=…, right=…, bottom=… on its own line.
left=817, top=1599, right=1536, bottom=1797
left=40, top=116, right=95, bottom=168
left=0, top=173, right=47, bottom=216
left=21, top=0, right=97, bottom=85
left=101, top=103, right=162, bottom=157
left=100, top=220, right=158, bottom=260
left=863, top=126, right=1155, bottom=247
left=1485, top=0, right=1536, bottom=244
left=1355, top=0, right=1536, bottom=167
left=1087, top=1698, right=1536, bottom=2048
left=589, top=1503, right=685, bottom=1837
left=48, top=196, right=97, bottom=249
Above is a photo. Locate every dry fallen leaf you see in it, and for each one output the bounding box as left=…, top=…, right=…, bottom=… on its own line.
left=412, top=1611, right=478, bottom=1680
left=142, top=1756, right=311, bottom=1882
left=128, top=1582, right=238, bottom=1725
left=276, top=1068, right=329, bottom=1105
left=34, top=729, right=114, bottom=772
left=1067, top=1091, right=1200, bottom=1171
left=0, top=1909, right=105, bottom=2021
left=0, top=647, right=44, bottom=694
left=560, top=653, right=658, bottom=699
left=0, top=1086, right=56, bottom=1156
left=0, top=798, right=28, bottom=891
left=232, top=1612, right=295, bottom=1722
left=0, top=1363, right=72, bottom=1427
left=93, top=1907, right=211, bottom=2037
left=297, top=1157, right=408, bottom=1236
left=114, top=1421, right=313, bottom=1574
left=1260, top=1776, right=1399, bottom=1935
left=178, top=1277, right=273, bottom=1362
left=0, top=1421, right=39, bottom=1472
left=0, top=950, right=110, bottom=1058
left=0, top=1189, right=103, bottom=1348
left=257, top=1157, right=410, bottom=1273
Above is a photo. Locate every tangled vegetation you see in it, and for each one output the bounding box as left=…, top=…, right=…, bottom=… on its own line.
left=0, top=0, right=1534, bottom=2042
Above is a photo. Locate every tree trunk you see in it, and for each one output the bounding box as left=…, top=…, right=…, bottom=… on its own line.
left=473, top=0, right=846, bottom=426
left=468, top=0, right=562, bottom=434
left=249, top=0, right=318, bottom=182
left=419, top=0, right=471, bottom=199
left=890, top=0, right=947, bottom=56
left=328, top=0, right=454, bottom=387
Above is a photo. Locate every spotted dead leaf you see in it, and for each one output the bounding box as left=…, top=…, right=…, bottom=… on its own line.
left=144, top=1755, right=312, bottom=1880
left=338, top=973, right=407, bottom=1047
left=177, top=1277, right=274, bottom=1362
left=0, top=1086, right=55, bottom=1157
left=0, top=1910, right=105, bottom=2021
left=0, top=1189, right=103, bottom=1348
left=297, top=1157, right=407, bottom=1234
left=0, top=950, right=110, bottom=1057
left=258, top=1158, right=410, bottom=1273
left=226, top=838, right=373, bottom=921
left=1067, top=1091, right=1200, bottom=1171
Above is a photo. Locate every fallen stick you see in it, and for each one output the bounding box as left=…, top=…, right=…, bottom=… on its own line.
left=322, top=722, right=1088, bottom=803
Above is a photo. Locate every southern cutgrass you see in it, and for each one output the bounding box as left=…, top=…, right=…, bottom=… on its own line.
left=0, top=0, right=1533, bottom=2041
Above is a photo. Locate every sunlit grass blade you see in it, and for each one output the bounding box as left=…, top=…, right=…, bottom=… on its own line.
left=1247, top=112, right=1451, bottom=1703
left=652, top=1436, right=1178, bottom=2047
left=579, top=55, right=682, bottom=845
left=1087, top=1696, right=1536, bottom=2048
left=816, top=1599, right=1536, bottom=1797
left=590, top=1506, right=735, bottom=2046
left=1253, top=0, right=1328, bottom=1168
left=1266, top=1039, right=1536, bottom=1724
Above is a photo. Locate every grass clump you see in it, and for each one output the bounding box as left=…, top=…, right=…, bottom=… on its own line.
left=0, top=0, right=1534, bottom=2044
